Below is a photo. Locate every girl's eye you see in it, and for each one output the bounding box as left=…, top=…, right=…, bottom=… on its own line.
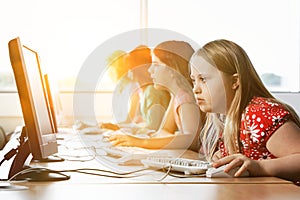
left=200, top=77, right=206, bottom=82
left=199, top=75, right=208, bottom=83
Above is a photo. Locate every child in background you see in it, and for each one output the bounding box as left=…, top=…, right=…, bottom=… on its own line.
left=103, top=45, right=171, bottom=133
left=190, top=39, right=300, bottom=182
left=108, top=40, right=202, bottom=151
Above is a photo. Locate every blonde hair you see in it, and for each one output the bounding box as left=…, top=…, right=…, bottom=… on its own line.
left=106, top=50, right=127, bottom=82
left=195, top=39, right=300, bottom=161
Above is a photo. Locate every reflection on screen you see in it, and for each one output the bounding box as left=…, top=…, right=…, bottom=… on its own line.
left=22, top=47, right=53, bottom=139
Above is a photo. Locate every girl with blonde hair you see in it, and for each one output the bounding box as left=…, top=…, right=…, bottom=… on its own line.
left=190, top=39, right=300, bottom=182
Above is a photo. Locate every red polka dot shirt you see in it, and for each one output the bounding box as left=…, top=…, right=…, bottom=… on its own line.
left=219, top=97, right=290, bottom=160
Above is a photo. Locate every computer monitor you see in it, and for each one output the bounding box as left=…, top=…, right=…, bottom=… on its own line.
left=7, top=37, right=67, bottom=181
left=43, top=73, right=58, bottom=134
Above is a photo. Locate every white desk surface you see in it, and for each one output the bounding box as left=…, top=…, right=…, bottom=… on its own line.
left=1, top=128, right=300, bottom=200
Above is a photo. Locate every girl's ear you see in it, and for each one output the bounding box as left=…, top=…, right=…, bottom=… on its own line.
left=232, top=73, right=239, bottom=90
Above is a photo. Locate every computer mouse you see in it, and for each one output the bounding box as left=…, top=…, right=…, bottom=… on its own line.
left=206, top=164, right=249, bottom=178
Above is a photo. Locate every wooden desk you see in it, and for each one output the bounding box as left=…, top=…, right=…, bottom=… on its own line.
left=1, top=129, right=300, bottom=200
left=2, top=182, right=300, bottom=200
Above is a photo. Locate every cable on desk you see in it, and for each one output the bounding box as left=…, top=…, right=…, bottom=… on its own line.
left=52, top=154, right=96, bottom=162
left=7, top=166, right=153, bottom=180
left=60, top=167, right=151, bottom=178
left=155, top=165, right=172, bottom=181
left=54, top=145, right=106, bottom=162
left=5, top=165, right=206, bottom=182
left=167, top=172, right=206, bottom=178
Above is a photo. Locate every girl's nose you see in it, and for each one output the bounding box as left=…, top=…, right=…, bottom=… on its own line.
left=193, top=82, right=202, bottom=94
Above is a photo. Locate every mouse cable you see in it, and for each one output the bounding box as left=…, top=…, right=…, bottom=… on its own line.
left=60, top=167, right=152, bottom=178
left=154, top=165, right=172, bottom=182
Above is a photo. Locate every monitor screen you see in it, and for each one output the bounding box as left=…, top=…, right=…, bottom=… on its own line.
left=8, top=37, right=58, bottom=160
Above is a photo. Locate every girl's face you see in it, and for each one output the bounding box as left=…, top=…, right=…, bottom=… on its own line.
left=148, top=55, right=173, bottom=90
left=190, top=55, right=234, bottom=114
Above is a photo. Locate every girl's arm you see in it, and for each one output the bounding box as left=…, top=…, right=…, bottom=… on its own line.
left=135, top=97, right=176, bottom=135
left=127, top=91, right=141, bottom=123
left=261, top=121, right=300, bottom=181
left=213, top=121, right=300, bottom=182
left=144, top=104, right=168, bottom=131
left=178, top=103, right=201, bottom=135
left=108, top=101, right=202, bottom=150
left=108, top=133, right=196, bottom=149
left=157, top=98, right=177, bottom=134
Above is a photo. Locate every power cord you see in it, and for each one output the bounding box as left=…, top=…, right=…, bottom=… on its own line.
left=0, top=129, right=24, bottom=166
left=0, top=147, right=18, bottom=166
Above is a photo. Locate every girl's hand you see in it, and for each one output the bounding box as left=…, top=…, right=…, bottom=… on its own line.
left=100, top=122, right=120, bottom=131
left=212, top=154, right=267, bottom=177
left=107, top=134, right=141, bottom=147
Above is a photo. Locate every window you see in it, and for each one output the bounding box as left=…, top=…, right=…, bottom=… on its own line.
left=148, top=0, right=300, bottom=92
left=0, top=0, right=140, bottom=91
left=0, top=0, right=299, bottom=92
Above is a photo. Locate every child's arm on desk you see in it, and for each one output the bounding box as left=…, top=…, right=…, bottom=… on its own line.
left=107, top=133, right=195, bottom=150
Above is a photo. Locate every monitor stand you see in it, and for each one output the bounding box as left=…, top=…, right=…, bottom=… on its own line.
left=31, top=155, right=64, bottom=163
left=7, top=128, right=69, bottom=182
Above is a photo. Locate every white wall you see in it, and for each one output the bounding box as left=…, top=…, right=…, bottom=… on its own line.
left=273, top=92, right=300, bottom=116
left=0, top=93, right=24, bottom=133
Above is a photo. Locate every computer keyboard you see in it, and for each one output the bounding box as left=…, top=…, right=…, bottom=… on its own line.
left=102, top=146, right=131, bottom=158
left=101, top=146, right=212, bottom=173
left=101, top=146, right=181, bottom=165
left=101, top=146, right=161, bottom=165
left=141, top=157, right=211, bottom=175
left=101, top=146, right=250, bottom=177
